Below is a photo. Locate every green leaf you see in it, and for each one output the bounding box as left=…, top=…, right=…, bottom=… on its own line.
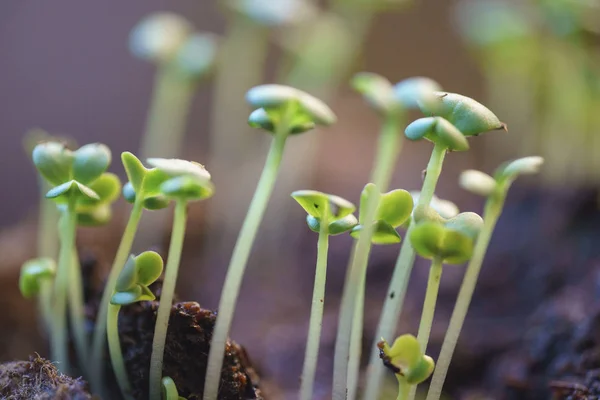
left=351, top=72, right=398, bottom=115
left=115, top=256, right=137, bottom=292
left=405, top=117, right=469, bottom=151
left=77, top=204, right=112, bottom=226
left=19, top=258, right=56, bottom=298
left=129, top=12, right=193, bottom=63
left=32, top=142, right=74, bottom=185
left=351, top=221, right=401, bottom=245
left=459, top=169, right=497, bottom=197
left=137, top=285, right=157, bottom=302
left=292, top=190, right=355, bottom=221
left=122, top=152, right=147, bottom=193
left=159, top=176, right=215, bottom=201
left=110, top=287, right=143, bottom=306
left=393, top=77, right=442, bottom=110
left=418, top=92, right=505, bottom=136
left=78, top=173, right=122, bottom=207
left=377, top=189, right=413, bottom=227
left=409, top=221, right=476, bottom=264
left=248, top=108, right=316, bottom=134
left=405, top=355, right=435, bottom=385
left=135, top=251, right=164, bottom=286
left=494, top=156, right=544, bottom=182
left=379, top=334, right=435, bottom=385
left=404, top=117, right=436, bottom=141
left=144, top=196, right=171, bottom=210
left=410, top=191, right=459, bottom=219
left=328, top=214, right=359, bottom=235
left=162, top=376, right=183, bottom=400
left=175, top=33, right=218, bottom=78
left=123, top=182, right=137, bottom=203
left=444, top=212, right=483, bottom=240
left=46, top=180, right=100, bottom=201
left=147, top=158, right=211, bottom=182
left=142, top=168, right=171, bottom=198
left=72, top=143, right=111, bottom=184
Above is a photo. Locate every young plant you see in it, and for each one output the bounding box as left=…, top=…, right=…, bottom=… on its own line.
left=32, top=141, right=114, bottom=375
left=365, top=92, right=505, bottom=400
left=291, top=190, right=357, bottom=400
left=130, top=13, right=219, bottom=159
left=147, top=158, right=215, bottom=400
left=19, top=258, right=56, bottom=331
left=162, top=376, right=187, bottom=400
left=109, top=251, right=164, bottom=400
left=425, top=156, right=544, bottom=400
left=90, top=152, right=171, bottom=394
left=378, top=334, right=435, bottom=400
left=203, top=84, right=336, bottom=400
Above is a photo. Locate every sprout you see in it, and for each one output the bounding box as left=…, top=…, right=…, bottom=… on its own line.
left=394, top=77, right=443, bottom=110
left=292, top=190, right=357, bottom=400
left=108, top=252, right=164, bottom=400
left=162, top=376, right=187, bottom=400
left=129, top=13, right=193, bottom=64
left=19, top=258, right=56, bottom=299
left=204, top=85, right=335, bottom=400
left=459, top=169, right=498, bottom=197
left=426, top=157, right=544, bottom=400
left=351, top=72, right=399, bottom=115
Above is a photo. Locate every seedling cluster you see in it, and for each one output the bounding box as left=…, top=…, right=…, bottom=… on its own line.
left=18, top=10, right=543, bottom=400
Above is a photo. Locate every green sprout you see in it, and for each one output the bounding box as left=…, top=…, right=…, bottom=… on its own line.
left=89, top=152, right=171, bottom=394
left=32, top=141, right=116, bottom=375
left=130, top=12, right=219, bottom=159
left=203, top=84, right=335, bottom=400
left=108, top=251, right=164, bottom=400
left=425, top=156, right=544, bottom=400
left=378, top=334, right=435, bottom=400
left=333, top=74, right=440, bottom=400
left=19, top=257, right=56, bottom=332
left=364, top=91, right=504, bottom=400
left=292, top=190, right=357, bottom=400
left=147, top=158, right=214, bottom=400
left=162, top=376, right=187, bottom=400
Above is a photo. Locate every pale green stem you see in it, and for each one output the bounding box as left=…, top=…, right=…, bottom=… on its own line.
left=425, top=199, right=503, bottom=400
left=90, top=200, right=144, bottom=395
left=38, top=281, right=54, bottom=334
left=333, top=114, right=404, bottom=400
left=108, top=304, right=134, bottom=400
left=51, top=196, right=77, bottom=374
left=203, top=109, right=292, bottom=400
left=398, top=379, right=411, bottom=400
left=407, top=257, right=443, bottom=400
left=346, top=263, right=366, bottom=400
left=364, top=143, right=447, bottom=400
left=299, top=203, right=330, bottom=400
left=68, top=249, right=89, bottom=377
left=149, top=200, right=188, bottom=400
left=140, top=65, right=195, bottom=159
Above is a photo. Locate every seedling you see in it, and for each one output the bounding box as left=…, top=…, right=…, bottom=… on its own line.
left=19, top=258, right=56, bottom=331
left=162, top=376, right=187, bottom=400
left=425, top=156, right=544, bottom=400
left=108, top=251, right=164, bottom=400
left=364, top=91, right=505, bottom=400
left=291, top=190, right=357, bottom=400
left=32, top=141, right=116, bottom=375
left=203, top=84, right=335, bottom=400
left=90, top=152, right=171, bottom=393
left=334, top=75, right=441, bottom=400
left=147, top=158, right=214, bottom=400
left=378, top=334, right=435, bottom=400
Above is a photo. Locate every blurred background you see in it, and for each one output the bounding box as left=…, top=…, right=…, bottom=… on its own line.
left=2, top=0, right=600, bottom=399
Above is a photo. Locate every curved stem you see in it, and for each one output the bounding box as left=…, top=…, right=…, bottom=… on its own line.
left=203, top=110, right=291, bottom=400
left=299, top=205, right=330, bottom=400
left=108, top=304, right=134, bottom=400
left=51, top=196, right=77, bottom=374
left=149, top=200, right=188, bottom=400
left=364, top=143, right=447, bottom=400
left=68, top=249, right=89, bottom=376
left=90, top=200, right=144, bottom=394
left=397, top=379, right=411, bottom=400
left=333, top=114, right=403, bottom=400
left=425, top=202, right=501, bottom=400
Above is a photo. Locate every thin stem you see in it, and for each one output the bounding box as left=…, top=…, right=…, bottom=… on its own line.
left=203, top=110, right=291, bottom=400
left=149, top=200, right=188, bottom=400
left=425, top=202, right=502, bottom=400
left=333, top=115, right=403, bottom=400
left=346, top=267, right=366, bottom=400
left=364, top=143, right=447, bottom=400
left=407, top=257, right=444, bottom=400
left=51, top=196, right=77, bottom=374
left=299, top=204, right=330, bottom=400
left=397, top=379, right=410, bottom=400
left=68, top=249, right=89, bottom=376
left=38, top=280, right=54, bottom=333
left=108, top=304, right=134, bottom=400
left=90, top=200, right=144, bottom=394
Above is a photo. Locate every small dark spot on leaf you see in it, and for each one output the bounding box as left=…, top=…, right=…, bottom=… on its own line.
left=390, top=291, right=395, bottom=299
left=314, top=203, right=319, bottom=208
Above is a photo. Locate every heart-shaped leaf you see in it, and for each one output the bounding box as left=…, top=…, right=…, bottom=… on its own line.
left=292, top=190, right=355, bottom=221
left=72, top=143, right=111, bottom=185
left=409, top=221, right=476, bottom=264
left=32, top=142, right=74, bottom=186
left=378, top=334, right=435, bottom=385
left=377, top=189, right=413, bottom=227
left=19, top=258, right=56, bottom=298
left=112, top=251, right=164, bottom=306
left=135, top=251, right=164, bottom=286
left=418, top=92, right=505, bottom=136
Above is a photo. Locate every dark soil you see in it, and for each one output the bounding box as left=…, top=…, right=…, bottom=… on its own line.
left=0, top=355, right=92, bottom=400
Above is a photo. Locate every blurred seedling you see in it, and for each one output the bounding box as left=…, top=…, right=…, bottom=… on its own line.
left=378, top=334, right=435, bottom=400
left=19, top=257, right=56, bottom=333
left=147, top=158, right=214, bottom=400
left=162, top=376, right=187, bottom=400
left=365, top=90, right=505, bottom=400
left=109, top=251, right=164, bottom=400
left=204, top=84, right=336, bottom=400
left=291, top=190, right=357, bottom=400
left=426, top=156, right=544, bottom=400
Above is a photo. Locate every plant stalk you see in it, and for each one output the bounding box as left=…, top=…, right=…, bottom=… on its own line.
left=299, top=203, right=330, bottom=400
left=90, top=200, right=144, bottom=394
left=364, top=142, right=447, bottom=400
left=397, top=379, right=411, bottom=400
left=333, top=114, right=403, bottom=400
left=149, top=200, right=188, bottom=400
left=203, top=109, right=292, bottom=400
left=108, top=304, right=134, bottom=400
left=425, top=200, right=501, bottom=400
left=51, top=196, right=77, bottom=374
left=68, top=249, right=89, bottom=377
